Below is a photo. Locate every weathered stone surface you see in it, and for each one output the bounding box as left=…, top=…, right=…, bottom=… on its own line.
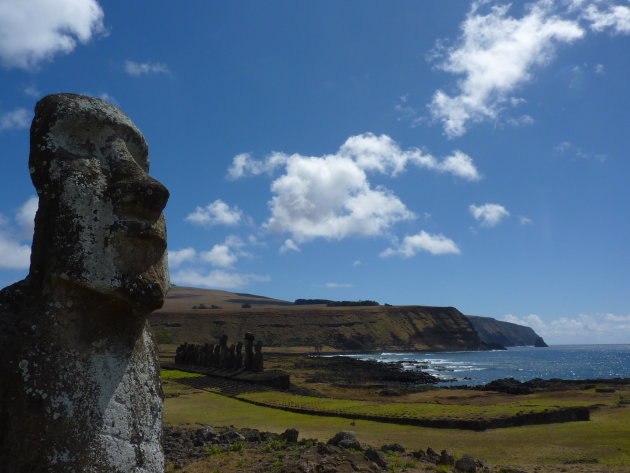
left=327, top=430, right=362, bottom=450
left=280, top=428, right=299, bottom=443
left=455, top=454, right=478, bottom=473
left=0, top=93, right=169, bottom=472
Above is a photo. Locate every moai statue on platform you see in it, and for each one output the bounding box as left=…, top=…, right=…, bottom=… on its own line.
left=0, top=94, right=169, bottom=472
left=227, top=343, right=236, bottom=369
left=218, top=334, right=228, bottom=368
left=213, top=343, right=221, bottom=367
left=235, top=341, right=243, bottom=369
left=175, top=344, right=184, bottom=364
left=253, top=340, right=264, bottom=372
left=244, top=332, right=255, bottom=371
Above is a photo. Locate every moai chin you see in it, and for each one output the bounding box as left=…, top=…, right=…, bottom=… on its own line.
left=0, top=93, right=169, bottom=472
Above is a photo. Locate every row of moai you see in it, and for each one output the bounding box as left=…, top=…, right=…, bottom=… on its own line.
left=175, top=332, right=264, bottom=372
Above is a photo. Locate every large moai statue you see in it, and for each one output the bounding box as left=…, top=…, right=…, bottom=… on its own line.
left=0, top=94, right=169, bottom=472
left=244, top=332, right=255, bottom=371
left=218, top=334, right=228, bottom=368
left=235, top=341, right=244, bottom=369
left=253, top=340, right=264, bottom=372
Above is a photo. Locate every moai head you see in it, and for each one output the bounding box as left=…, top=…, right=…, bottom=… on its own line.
left=28, top=94, right=169, bottom=314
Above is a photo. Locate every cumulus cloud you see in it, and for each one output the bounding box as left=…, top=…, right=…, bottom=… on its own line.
left=504, top=312, right=630, bottom=344
left=230, top=134, right=481, bottom=182
left=124, top=60, right=171, bottom=77
left=266, top=156, right=413, bottom=242
left=279, top=239, right=300, bottom=254
left=518, top=216, right=533, bottom=225
left=15, top=196, right=38, bottom=238
left=169, top=235, right=249, bottom=271
left=170, top=268, right=269, bottom=289
left=469, top=203, right=510, bottom=227
left=0, top=0, right=105, bottom=69
left=429, top=1, right=584, bottom=137
left=168, top=247, right=196, bottom=269
left=0, top=196, right=38, bottom=270
left=200, top=244, right=238, bottom=268
left=0, top=233, right=31, bottom=270
left=583, top=2, right=630, bottom=33
left=185, top=200, right=243, bottom=227
left=227, top=152, right=288, bottom=179
left=0, top=108, right=31, bottom=130
left=380, top=231, right=461, bottom=258
left=228, top=134, right=481, bottom=245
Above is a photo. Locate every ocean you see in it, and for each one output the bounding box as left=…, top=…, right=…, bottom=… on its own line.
left=344, top=344, right=630, bottom=386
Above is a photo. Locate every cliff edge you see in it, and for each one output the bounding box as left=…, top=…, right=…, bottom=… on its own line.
left=466, top=315, right=548, bottom=347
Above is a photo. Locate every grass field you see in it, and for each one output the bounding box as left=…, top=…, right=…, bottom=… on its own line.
left=162, top=371, right=630, bottom=470
left=236, top=390, right=605, bottom=423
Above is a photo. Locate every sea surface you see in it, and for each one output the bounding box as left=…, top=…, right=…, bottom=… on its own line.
left=344, top=344, right=630, bottom=386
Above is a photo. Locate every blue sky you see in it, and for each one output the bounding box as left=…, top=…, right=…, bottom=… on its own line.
left=0, top=0, right=628, bottom=344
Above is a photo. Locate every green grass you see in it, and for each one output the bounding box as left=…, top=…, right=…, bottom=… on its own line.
left=236, top=391, right=595, bottom=422
left=263, top=439, right=287, bottom=452
left=164, top=387, right=630, bottom=468
left=161, top=369, right=205, bottom=380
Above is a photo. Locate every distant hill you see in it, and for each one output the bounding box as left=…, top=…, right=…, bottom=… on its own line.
left=467, top=315, right=548, bottom=347
left=151, top=286, right=546, bottom=352
left=158, top=285, right=294, bottom=311
left=151, top=286, right=486, bottom=352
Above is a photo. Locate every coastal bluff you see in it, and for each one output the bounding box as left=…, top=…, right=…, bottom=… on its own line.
left=152, top=286, right=489, bottom=352
left=467, top=315, right=548, bottom=347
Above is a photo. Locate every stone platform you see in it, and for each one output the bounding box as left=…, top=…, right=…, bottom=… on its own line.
left=163, top=363, right=291, bottom=390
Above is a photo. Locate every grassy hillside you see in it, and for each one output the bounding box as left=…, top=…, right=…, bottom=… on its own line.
left=151, top=287, right=483, bottom=352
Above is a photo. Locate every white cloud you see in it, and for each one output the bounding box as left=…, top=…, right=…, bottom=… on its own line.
left=0, top=0, right=104, bottom=69
left=554, top=140, right=607, bottom=162
left=200, top=244, right=238, bottom=268
left=24, top=85, right=40, bottom=97
left=0, top=108, right=30, bottom=130
left=15, top=195, right=37, bottom=238
left=325, top=282, right=353, bottom=288
left=504, top=312, right=630, bottom=344
left=230, top=133, right=481, bottom=182
left=170, top=268, right=269, bottom=289
left=380, top=230, right=461, bottom=258
left=594, top=63, right=605, bottom=74
left=124, top=60, right=171, bottom=77
left=394, top=93, right=420, bottom=124
left=185, top=200, right=243, bottom=227
left=168, top=247, right=196, bottom=269
left=429, top=2, right=584, bottom=137
left=469, top=203, right=510, bottom=227
left=228, top=134, right=481, bottom=244
left=227, top=152, right=288, bottom=179
left=518, top=215, right=533, bottom=225
left=0, top=233, right=31, bottom=269
left=505, top=114, right=535, bottom=127
left=279, top=239, right=300, bottom=254
left=583, top=3, right=630, bottom=34
left=265, top=153, right=413, bottom=242
left=435, top=150, right=482, bottom=181
left=353, top=260, right=362, bottom=266
left=0, top=196, right=37, bottom=270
